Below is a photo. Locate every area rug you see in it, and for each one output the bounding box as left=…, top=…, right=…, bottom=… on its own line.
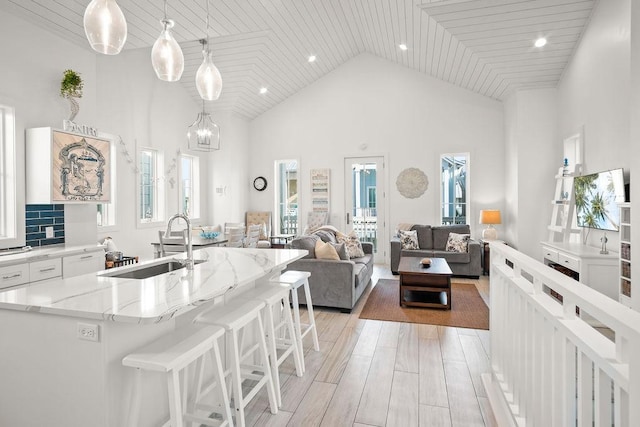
left=359, top=279, right=489, bottom=330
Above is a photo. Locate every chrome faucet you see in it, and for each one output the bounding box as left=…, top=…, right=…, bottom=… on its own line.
left=165, top=213, right=193, bottom=270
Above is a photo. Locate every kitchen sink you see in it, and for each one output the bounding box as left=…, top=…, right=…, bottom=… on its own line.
left=101, top=259, right=207, bottom=280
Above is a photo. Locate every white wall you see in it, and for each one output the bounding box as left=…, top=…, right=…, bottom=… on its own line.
left=557, top=0, right=631, bottom=250
left=249, top=53, right=505, bottom=253
left=503, top=89, right=558, bottom=258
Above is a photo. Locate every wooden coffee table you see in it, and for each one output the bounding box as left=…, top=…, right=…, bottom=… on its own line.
left=398, top=257, right=453, bottom=309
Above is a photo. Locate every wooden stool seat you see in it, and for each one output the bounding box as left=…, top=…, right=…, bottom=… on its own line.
left=123, top=324, right=233, bottom=427
left=251, top=284, right=304, bottom=407
left=269, top=270, right=320, bottom=373
left=195, top=298, right=278, bottom=427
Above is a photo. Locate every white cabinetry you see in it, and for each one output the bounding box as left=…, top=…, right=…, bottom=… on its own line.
left=0, top=263, right=30, bottom=290
left=619, top=203, right=631, bottom=307
left=540, top=241, right=619, bottom=300
left=29, top=258, right=62, bottom=282
left=63, top=250, right=103, bottom=278
left=26, top=127, right=112, bottom=204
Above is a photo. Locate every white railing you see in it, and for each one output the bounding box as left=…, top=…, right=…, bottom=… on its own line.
left=485, top=243, right=640, bottom=427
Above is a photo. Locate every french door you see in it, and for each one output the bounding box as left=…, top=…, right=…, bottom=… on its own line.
left=344, top=156, right=386, bottom=263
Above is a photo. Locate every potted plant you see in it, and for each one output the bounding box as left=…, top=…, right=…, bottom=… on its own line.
left=60, top=69, right=83, bottom=121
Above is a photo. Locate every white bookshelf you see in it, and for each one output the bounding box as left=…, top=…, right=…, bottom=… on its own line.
left=619, top=203, right=631, bottom=307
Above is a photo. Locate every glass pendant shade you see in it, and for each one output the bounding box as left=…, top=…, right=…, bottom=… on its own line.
left=195, top=50, right=223, bottom=101
left=187, top=109, right=220, bottom=152
left=151, top=19, right=184, bottom=82
left=83, top=0, right=128, bottom=55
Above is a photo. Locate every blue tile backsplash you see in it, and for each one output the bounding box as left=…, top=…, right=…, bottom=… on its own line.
left=25, top=205, right=65, bottom=247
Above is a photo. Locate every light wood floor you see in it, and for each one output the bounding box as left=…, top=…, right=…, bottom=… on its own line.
left=242, top=265, right=497, bottom=427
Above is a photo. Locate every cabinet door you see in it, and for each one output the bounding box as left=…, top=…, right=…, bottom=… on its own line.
left=63, top=251, right=104, bottom=278
left=0, top=263, right=30, bottom=289
left=29, top=258, right=62, bottom=282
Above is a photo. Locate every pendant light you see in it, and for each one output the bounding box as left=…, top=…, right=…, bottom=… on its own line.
left=195, top=0, right=222, bottom=101
left=151, top=0, right=184, bottom=81
left=83, top=0, right=128, bottom=55
left=187, top=101, right=220, bottom=152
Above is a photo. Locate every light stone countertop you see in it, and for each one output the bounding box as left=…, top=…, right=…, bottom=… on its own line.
left=0, top=247, right=307, bottom=324
left=0, top=243, right=106, bottom=267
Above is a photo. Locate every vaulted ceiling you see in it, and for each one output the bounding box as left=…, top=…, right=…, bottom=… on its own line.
left=0, top=0, right=597, bottom=119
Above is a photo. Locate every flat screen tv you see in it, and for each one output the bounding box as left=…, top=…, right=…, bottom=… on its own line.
left=574, top=168, right=625, bottom=231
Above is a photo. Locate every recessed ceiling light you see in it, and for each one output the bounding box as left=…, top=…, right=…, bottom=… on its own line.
left=259, top=87, right=268, bottom=94
left=308, top=55, right=316, bottom=63
left=399, top=44, right=408, bottom=51
left=534, top=38, right=547, bottom=48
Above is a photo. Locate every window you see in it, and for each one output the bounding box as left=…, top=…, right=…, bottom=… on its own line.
left=179, top=154, right=200, bottom=219
left=138, top=148, right=165, bottom=224
left=0, top=104, right=17, bottom=244
left=97, top=135, right=116, bottom=228
left=275, top=160, right=298, bottom=235
left=440, top=153, right=469, bottom=225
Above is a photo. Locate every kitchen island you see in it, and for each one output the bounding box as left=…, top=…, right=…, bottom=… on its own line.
left=0, top=247, right=307, bottom=427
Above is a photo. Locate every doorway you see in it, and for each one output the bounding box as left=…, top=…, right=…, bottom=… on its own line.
left=344, top=156, right=386, bottom=263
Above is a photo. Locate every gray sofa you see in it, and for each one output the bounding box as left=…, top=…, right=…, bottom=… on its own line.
left=285, top=229, right=373, bottom=312
left=390, top=224, right=482, bottom=278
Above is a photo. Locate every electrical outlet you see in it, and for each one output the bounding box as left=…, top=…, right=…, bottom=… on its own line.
left=77, top=323, right=99, bottom=342
left=45, top=226, right=54, bottom=238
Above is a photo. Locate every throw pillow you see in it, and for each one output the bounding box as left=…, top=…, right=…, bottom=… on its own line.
left=332, top=242, right=350, bottom=260
left=336, top=230, right=365, bottom=258
left=315, top=240, right=340, bottom=260
left=249, top=222, right=268, bottom=240
left=290, top=235, right=320, bottom=259
left=398, top=229, right=419, bottom=250
left=445, top=232, right=470, bottom=253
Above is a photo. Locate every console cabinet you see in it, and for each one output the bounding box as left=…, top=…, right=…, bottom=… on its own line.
left=540, top=241, right=619, bottom=301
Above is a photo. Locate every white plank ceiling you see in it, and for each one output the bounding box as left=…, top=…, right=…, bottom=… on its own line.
left=0, top=0, right=597, bottom=119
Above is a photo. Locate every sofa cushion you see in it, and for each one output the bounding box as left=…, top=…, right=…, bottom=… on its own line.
left=337, top=230, right=365, bottom=258
left=432, top=225, right=471, bottom=250
left=353, top=263, right=369, bottom=288
left=446, top=232, right=470, bottom=253
left=398, top=230, right=419, bottom=250
left=434, top=250, right=470, bottom=264
left=315, top=240, right=340, bottom=260
left=290, top=235, right=320, bottom=259
left=351, top=254, right=372, bottom=266
left=411, top=225, right=433, bottom=249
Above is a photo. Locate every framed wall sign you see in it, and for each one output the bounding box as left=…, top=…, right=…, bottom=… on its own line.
left=52, top=130, right=111, bottom=202
left=311, top=168, right=330, bottom=213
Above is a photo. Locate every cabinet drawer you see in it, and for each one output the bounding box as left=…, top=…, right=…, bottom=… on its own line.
left=558, top=253, right=580, bottom=272
left=29, top=258, right=62, bottom=282
left=0, top=263, right=30, bottom=289
left=63, top=251, right=103, bottom=278
left=542, top=247, right=559, bottom=263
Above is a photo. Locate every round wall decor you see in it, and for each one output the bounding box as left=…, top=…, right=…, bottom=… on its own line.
left=396, top=167, right=428, bottom=199
left=253, top=176, right=267, bottom=191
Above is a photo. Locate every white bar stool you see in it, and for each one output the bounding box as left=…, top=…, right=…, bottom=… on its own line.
left=270, top=270, right=320, bottom=373
left=195, top=299, right=278, bottom=427
left=251, top=284, right=304, bottom=407
left=122, top=324, right=233, bottom=427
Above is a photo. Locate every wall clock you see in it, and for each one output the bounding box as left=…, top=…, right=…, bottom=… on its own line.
left=253, top=176, right=268, bottom=191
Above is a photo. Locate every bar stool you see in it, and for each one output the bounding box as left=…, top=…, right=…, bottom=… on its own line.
left=122, top=324, right=233, bottom=427
left=270, top=270, right=320, bottom=373
left=195, top=299, right=278, bottom=427
left=251, top=284, right=304, bottom=407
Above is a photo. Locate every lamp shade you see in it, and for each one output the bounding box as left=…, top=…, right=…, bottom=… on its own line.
left=83, top=0, right=128, bottom=55
left=151, top=19, right=184, bottom=82
left=195, top=50, right=223, bottom=101
left=479, top=210, right=501, bottom=225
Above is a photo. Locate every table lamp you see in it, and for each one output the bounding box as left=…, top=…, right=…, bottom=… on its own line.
left=479, top=210, right=501, bottom=240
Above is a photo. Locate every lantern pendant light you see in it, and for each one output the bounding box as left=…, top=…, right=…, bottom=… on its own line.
left=83, top=0, right=128, bottom=55
left=187, top=100, right=220, bottom=152
left=195, top=0, right=223, bottom=101
left=151, top=0, right=184, bottom=81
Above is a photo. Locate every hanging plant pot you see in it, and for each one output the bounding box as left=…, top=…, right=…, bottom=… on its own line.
left=60, top=69, right=84, bottom=122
